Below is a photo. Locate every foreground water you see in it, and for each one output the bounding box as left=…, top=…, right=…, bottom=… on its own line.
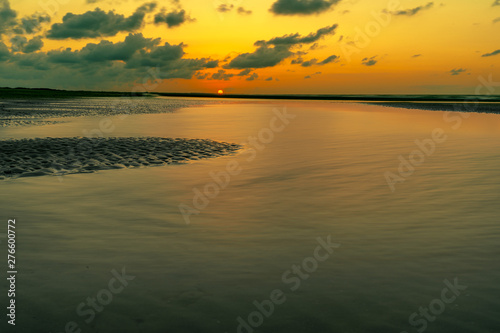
left=1, top=98, right=499, bottom=333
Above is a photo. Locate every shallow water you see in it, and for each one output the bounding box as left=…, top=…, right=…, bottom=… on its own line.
left=1, top=98, right=499, bottom=333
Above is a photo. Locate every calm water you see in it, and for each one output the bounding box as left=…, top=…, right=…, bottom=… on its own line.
left=1, top=98, right=499, bottom=332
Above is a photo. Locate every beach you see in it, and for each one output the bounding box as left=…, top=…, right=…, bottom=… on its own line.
left=1, top=97, right=500, bottom=332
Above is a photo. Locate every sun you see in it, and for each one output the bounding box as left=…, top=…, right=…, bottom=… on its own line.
left=217, top=89, right=224, bottom=95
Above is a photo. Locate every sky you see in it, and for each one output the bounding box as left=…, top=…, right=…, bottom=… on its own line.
left=0, top=0, right=499, bottom=94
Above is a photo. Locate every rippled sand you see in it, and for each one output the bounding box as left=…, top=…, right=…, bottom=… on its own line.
left=0, top=98, right=220, bottom=127
left=0, top=137, right=240, bottom=179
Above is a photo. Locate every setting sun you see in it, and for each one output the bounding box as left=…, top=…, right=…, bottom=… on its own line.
left=218, top=90, right=224, bottom=95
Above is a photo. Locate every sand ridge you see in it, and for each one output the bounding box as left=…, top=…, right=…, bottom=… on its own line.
left=0, top=98, right=224, bottom=127
left=0, top=137, right=241, bottom=179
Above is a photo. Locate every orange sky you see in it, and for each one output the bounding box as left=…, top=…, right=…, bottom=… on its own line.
left=1, top=0, right=499, bottom=94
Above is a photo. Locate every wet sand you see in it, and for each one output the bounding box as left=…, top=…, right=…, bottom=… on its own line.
left=368, top=102, right=500, bottom=114
left=0, top=98, right=219, bottom=127
left=0, top=137, right=240, bottom=179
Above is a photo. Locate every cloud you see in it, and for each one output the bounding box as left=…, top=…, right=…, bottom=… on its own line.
left=270, top=0, right=340, bottom=16
left=301, top=58, right=317, bottom=67
left=225, top=25, right=337, bottom=69
left=10, top=36, right=44, bottom=53
left=391, top=2, right=434, bottom=16
left=154, top=8, right=195, bottom=28
left=0, top=0, right=17, bottom=34
left=265, top=77, right=273, bottom=81
left=449, top=68, right=467, bottom=75
left=195, top=72, right=209, bottom=79
left=246, top=73, right=258, bottom=81
left=47, top=3, right=157, bottom=39
left=225, top=45, right=293, bottom=69
left=237, top=7, right=252, bottom=15
left=260, top=24, right=337, bottom=47
left=493, top=0, right=500, bottom=6
left=23, top=36, right=44, bottom=53
left=38, top=33, right=159, bottom=65
left=217, top=4, right=234, bottom=12
left=319, top=54, right=339, bottom=65
left=481, top=49, right=500, bottom=57
left=412, top=54, right=422, bottom=58
left=309, top=42, right=320, bottom=50
left=304, top=75, right=311, bottom=78
left=237, top=68, right=252, bottom=76
left=11, top=12, right=51, bottom=35
left=0, top=32, right=219, bottom=90
left=0, top=0, right=50, bottom=39
left=81, top=33, right=160, bottom=62
left=493, top=17, right=500, bottom=24
left=362, top=56, right=377, bottom=66
left=0, top=41, right=10, bottom=60
left=210, top=69, right=234, bottom=80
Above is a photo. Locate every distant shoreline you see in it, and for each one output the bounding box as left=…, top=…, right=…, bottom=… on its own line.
left=1, top=87, right=500, bottom=102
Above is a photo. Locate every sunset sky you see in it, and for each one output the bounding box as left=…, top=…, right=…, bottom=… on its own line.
left=0, top=0, right=499, bottom=94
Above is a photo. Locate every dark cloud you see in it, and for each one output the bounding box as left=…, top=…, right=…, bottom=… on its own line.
left=42, top=34, right=160, bottom=65
left=82, top=33, right=160, bottom=62
left=319, top=54, right=339, bottom=64
left=299, top=54, right=338, bottom=66
left=391, top=2, right=434, bottom=16
left=237, top=68, right=252, bottom=76
left=309, top=42, right=320, bottom=50
left=301, top=58, right=317, bottom=67
left=10, top=36, right=44, bottom=53
left=123, top=38, right=218, bottom=79
left=449, top=68, right=467, bottom=75
left=246, top=73, right=258, bottom=81
left=16, top=12, right=51, bottom=34
left=225, top=45, right=293, bottom=69
left=260, top=24, right=337, bottom=47
left=265, top=77, right=273, bottom=81
left=195, top=72, right=209, bottom=79
left=154, top=9, right=195, bottom=28
left=291, top=57, right=303, bottom=64
left=210, top=69, right=234, bottom=80
left=45, top=48, right=81, bottom=64
left=237, top=7, right=252, bottom=15
left=493, top=0, right=500, bottom=6
left=412, top=54, right=422, bottom=58
left=217, top=4, right=234, bottom=12
left=0, top=42, right=10, bottom=60
left=0, top=0, right=50, bottom=48
left=481, top=49, right=500, bottom=57
left=47, top=3, right=157, bottom=39
left=0, top=0, right=17, bottom=34
left=493, top=17, right=500, bottom=23
left=1, top=33, right=219, bottom=89
left=362, top=56, right=377, bottom=66
left=304, top=75, right=311, bottom=78
left=270, top=0, right=340, bottom=16
left=225, top=25, right=337, bottom=69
